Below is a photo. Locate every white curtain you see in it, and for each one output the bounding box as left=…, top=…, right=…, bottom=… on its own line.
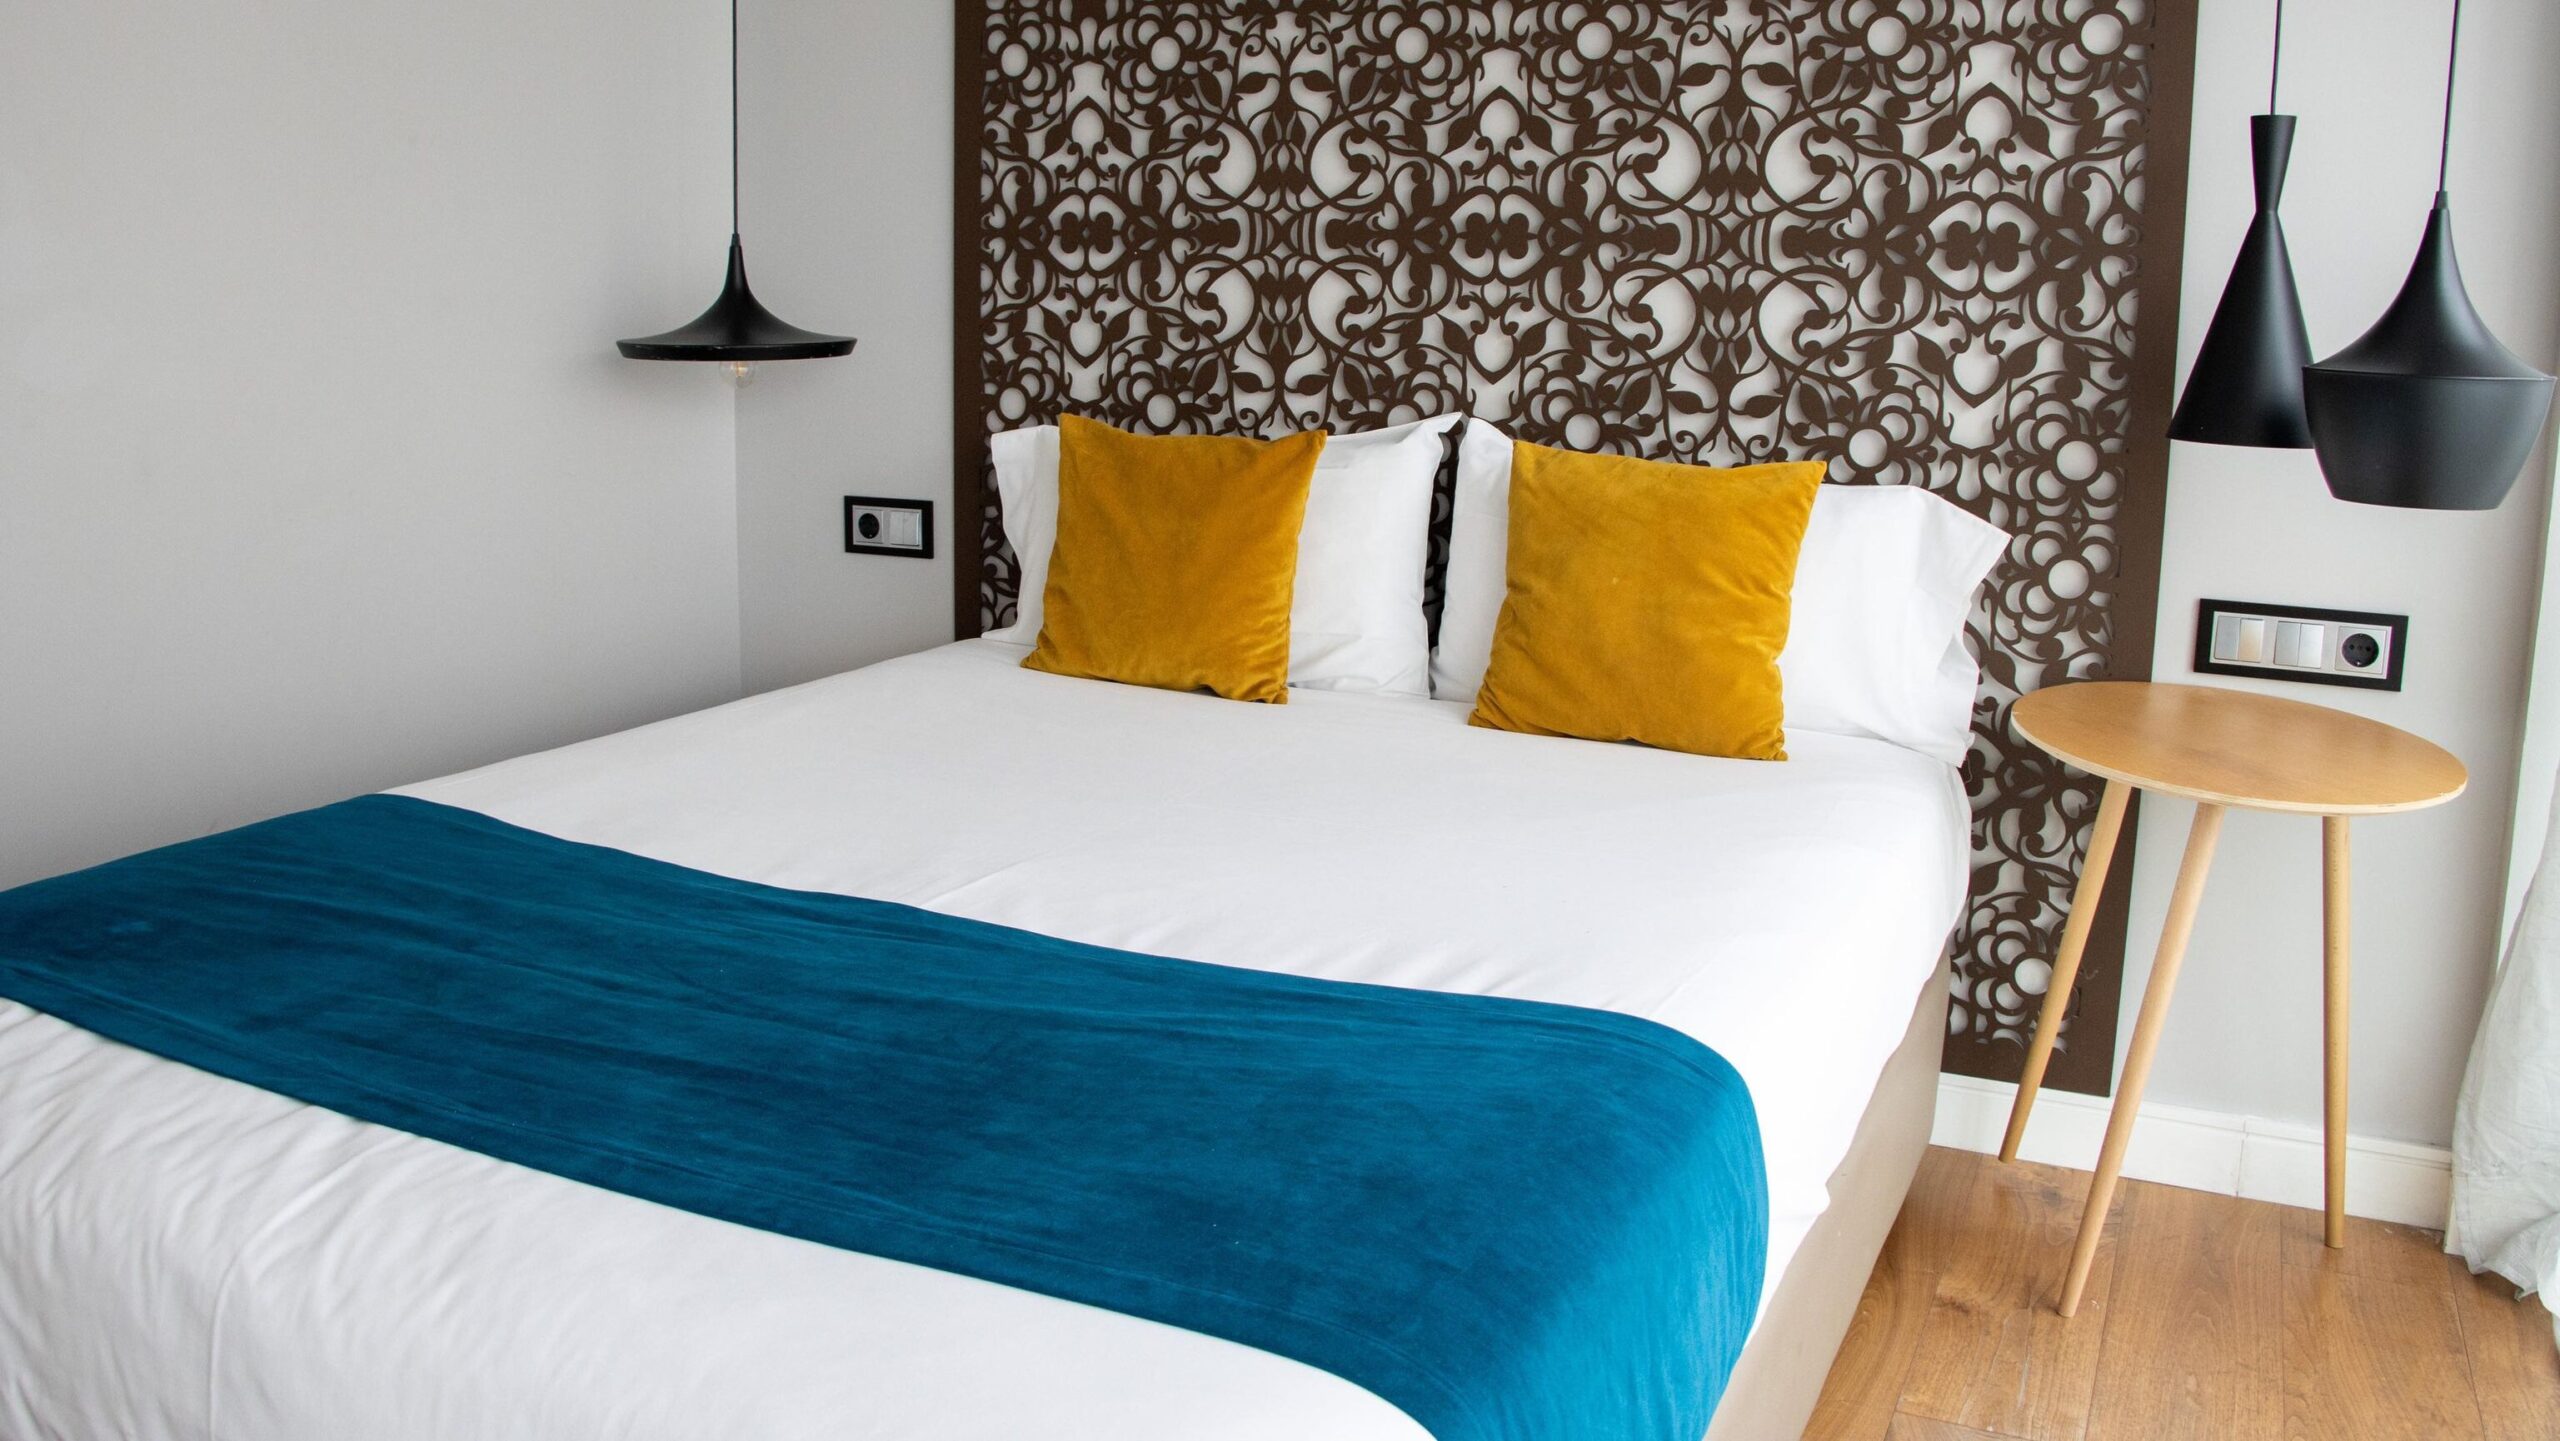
left=2449, top=773, right=2560, bottom=1346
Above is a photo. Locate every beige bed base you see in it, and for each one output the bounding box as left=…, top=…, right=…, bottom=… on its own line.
left=1702, top=964, right=1948, bottom=1440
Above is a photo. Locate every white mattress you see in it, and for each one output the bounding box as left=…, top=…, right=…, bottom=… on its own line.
left=0, top=639, right=1969, bottom=1441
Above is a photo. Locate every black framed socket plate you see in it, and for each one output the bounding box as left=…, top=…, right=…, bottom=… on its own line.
left=844, top=497, right=934, bottom=559
left=2192, top=598, right=2407, bottom=693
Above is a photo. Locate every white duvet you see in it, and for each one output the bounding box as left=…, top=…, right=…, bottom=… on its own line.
left=0, top=640, right=1968, bottom=1441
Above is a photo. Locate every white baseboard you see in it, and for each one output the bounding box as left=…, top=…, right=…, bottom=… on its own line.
left=1933, top=1073, right=2453, bottom=1231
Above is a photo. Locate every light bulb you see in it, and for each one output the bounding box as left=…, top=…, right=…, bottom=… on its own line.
left=727, top=361, right=757, bottom=388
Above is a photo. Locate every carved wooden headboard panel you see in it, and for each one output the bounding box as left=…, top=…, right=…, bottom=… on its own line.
left=952, top=0, right=2196, bottom=1093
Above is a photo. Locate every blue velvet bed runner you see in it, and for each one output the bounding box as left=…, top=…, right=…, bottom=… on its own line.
left=0, top=795, right=1765, bottom=1441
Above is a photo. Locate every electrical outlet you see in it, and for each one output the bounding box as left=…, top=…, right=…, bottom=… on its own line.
left=844, top=497, right=934, bottom=559
left=2193, top=599, right=2406, bottom=692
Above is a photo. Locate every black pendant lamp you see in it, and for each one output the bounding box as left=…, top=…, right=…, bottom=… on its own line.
left=617, top=0, right=854, bottom=384
left=2303, top=0, right=2555, bottom=510
left=2168, top=2, right=2313, bottom=448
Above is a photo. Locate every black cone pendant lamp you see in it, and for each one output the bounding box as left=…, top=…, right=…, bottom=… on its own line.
left=2168, top=4, right=2313, bottom=448
left=617, top=0, right=854, bottom=384
left=2303, top=0, right=2554, bottom=510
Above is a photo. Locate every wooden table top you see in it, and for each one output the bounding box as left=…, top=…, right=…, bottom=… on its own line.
left=2011, top=681, right=2467, bottom=815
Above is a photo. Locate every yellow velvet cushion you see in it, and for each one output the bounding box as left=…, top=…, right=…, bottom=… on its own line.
left=1023, top=414, right=1325, bottom=704
left=1469, top=442, right=1824, bottom=760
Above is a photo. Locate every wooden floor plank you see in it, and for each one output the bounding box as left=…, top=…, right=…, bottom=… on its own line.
left=2445, top=1260, right=2560, bottom=1441
left=1804, top=1213, right=1939, bottom=1441
left=1885, top=1415, right=2017, bottom=1441
left=2278, top=1204, right=2457, bottom=1288
left=1886, top=1148, right=2009, bottom=1276
left=1810, top=1150, right=2560, bottom=1441
left=2082, top=1180, right=2284, bottom=1441
left=1895, top=1152, right=2113, bottom=1439
left=2282, top=1264, right=2482, bottom=1439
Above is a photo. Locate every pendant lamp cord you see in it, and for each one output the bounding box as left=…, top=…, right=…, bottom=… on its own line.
left=2267, top=0, right=2283, bottom=112
left=732, top=0, right=742, bottom=234
left=2436, top=0, right=2461, bottom=192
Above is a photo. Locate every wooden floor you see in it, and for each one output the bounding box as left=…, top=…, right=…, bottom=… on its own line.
left=1806, top=1147, right=2560, bottom=1441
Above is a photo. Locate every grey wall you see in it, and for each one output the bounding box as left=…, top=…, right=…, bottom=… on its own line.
left=2124, top=0, right=2560, bottom=1149
left=2510, top=440, right=2560, bottom=952
left=0, top=0, right=746, bottom=888
left=734, top=0, right=955, bottom=694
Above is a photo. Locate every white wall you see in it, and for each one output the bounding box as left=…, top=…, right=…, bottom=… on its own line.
left=734, top=2, right=2560, bottom=1151
left=0, top=0, right=744, bottom=888
left=734, top=0, right=955, bottom=694
left=2504, top=436, right=2560, bottom=948
left=2124, top=0, right=2560, bottom=1148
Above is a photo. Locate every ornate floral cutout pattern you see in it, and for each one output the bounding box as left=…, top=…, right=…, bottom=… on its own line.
left=958, top=0, right=2187, bottom=1091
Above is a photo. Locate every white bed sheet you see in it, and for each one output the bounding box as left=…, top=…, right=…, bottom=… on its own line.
left=0, top=639, right=1969, bottom=1441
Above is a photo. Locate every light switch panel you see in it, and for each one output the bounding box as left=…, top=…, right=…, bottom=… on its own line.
left=844, top=496, right=935, bottom=559
left=2192, top=598, right=2405, bottom=692
left=2231, top=615, right=2269, bottom=664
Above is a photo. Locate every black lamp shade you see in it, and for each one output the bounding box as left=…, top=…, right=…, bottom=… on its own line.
left=2304, top=195, right=2555, bottom=510
left=617, top=235, right=856, bottom=363
left=2169, top=116, right=2315, bottom=448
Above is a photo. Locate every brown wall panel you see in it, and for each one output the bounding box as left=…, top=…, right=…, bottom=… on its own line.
left=953, top=0, right=2198, bottom=1094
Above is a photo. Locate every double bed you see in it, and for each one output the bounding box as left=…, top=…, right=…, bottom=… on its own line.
left=0, top=635, right=1965, bottom=1439
left=0, top=0, right=2203, bottom=1421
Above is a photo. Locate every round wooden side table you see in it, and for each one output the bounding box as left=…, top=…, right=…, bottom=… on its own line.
left=1999, top=680, right=2467, bottom=1317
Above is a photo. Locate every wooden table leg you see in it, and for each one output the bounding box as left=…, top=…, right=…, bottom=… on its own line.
left=2059, top=800, right=2226, bottom=1317
left=2323, top=815, right=2351, bottom=1248
left=2002, top=779, right=2132, bottom=1163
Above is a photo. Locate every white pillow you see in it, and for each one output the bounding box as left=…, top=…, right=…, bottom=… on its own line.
left=1781, top=484, right=2010, bottom=764
left=1429, top=418, right=1519, bottom=704
left=985, top=424, right=1061, bottom=648
left=986, top=415, right=1458, bottom=697
left=1431, top=420, right=2009, bottom=765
